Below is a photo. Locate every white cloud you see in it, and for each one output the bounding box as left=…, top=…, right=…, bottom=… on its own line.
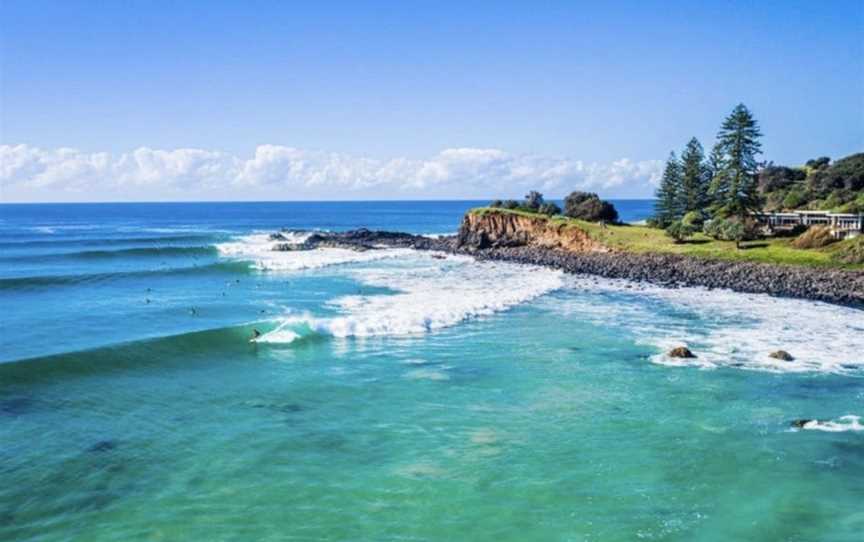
left=0, top=144, right=663, bottom=201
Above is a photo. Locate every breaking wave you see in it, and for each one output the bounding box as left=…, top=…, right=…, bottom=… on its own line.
left=216, top=232, right=413, bottom=271
left=796, top=416, right=863, bottom=433
left=253, top=254, right=564, bottom=342
left=548, top=276, right=864, bottom=375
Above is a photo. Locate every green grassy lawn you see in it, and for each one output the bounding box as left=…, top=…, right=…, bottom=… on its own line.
left=469, top=207, right=863, bottom=270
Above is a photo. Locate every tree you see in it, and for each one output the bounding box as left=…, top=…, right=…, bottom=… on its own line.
left=702, top=217, right=760, bottom=249
left=664, top=220, right=695, bottom=244
left=706, top=142, right=727, bottom=209
left=523, top=191, right=544, bottom=211
left=713, top=103, right=763, bottom=217
left=805, top=156, right=830, bottom=170
left=563, top=191, right=618, bottom=222
left=679, top=137, right=710, bottom=215
left=653, top=152, right=682, bottom=227
left=538, top=202, right=561, bottom=216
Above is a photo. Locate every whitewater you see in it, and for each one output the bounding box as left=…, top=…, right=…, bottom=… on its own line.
left=2, top=201, right=863, bottom=542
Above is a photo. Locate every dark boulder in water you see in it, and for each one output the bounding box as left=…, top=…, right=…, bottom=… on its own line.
left=791, top=419, right=814, bottom=429
left=88, top=440, right=117, bottom=453
left=769, top=350, right=795, bottom=361
left=668, top=346, right=696, bottom=359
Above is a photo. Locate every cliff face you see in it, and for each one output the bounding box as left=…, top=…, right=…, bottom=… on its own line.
left=458, top=211, right=607, bottom=252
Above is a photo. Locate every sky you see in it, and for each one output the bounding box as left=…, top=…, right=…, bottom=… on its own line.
left=1, top=0, right=862, bottom=202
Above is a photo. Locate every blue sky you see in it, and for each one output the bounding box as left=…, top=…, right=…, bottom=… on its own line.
left=1, top=0, right=862, bottom=202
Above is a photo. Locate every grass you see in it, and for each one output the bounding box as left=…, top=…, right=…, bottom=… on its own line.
left=468, top=207, right=864, bottom=270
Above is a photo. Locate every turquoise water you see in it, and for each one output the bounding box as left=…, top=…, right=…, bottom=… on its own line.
left=1, top=201, right=863, bottom=541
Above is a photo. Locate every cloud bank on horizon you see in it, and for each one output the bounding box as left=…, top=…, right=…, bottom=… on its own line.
left=1, top=144, right=663, bottom=202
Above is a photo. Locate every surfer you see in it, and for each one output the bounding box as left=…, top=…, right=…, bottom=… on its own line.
left=251, top=329, right=262, bottom=342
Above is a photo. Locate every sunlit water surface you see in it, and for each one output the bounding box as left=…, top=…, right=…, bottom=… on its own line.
left=1, top=201, right=862, bottom=541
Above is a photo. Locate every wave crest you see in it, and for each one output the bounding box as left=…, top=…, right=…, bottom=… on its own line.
left=254, top=256, right=563, bottom=342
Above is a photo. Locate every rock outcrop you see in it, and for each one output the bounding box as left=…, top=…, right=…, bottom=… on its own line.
left=458, top=212, right=606, bottom=252
left=272, top=229, right=454, bottom=252
left=265, top=212, right=864, bottom=308
left=668, top=346, right=696, bottom=358
left=769, top=350, right=795, bottom=361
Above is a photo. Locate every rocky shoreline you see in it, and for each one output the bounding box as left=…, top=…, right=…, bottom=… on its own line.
left=271, top=227, right=864, bottom=308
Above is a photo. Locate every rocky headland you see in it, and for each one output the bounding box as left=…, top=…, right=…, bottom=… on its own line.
left=271, top=211, right=864, bottom=307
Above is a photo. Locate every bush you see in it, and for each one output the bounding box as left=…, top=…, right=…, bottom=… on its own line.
left=681, top=210, right=705, bottom=228
left=501, top=200, right=520, bottom=210
left=703, top=217, right=760, bottom=248
left=538, top=202, right=561, bottom=216
left=832, top=236, right=864, bottom=265
left=805, top=156, right=830, bottom=170
left=835, top=193, right=864, bottom=214
left=489, top=200, right=503, bottom=208
left=782, top=188, right=807, bottom=210
left=665, top=220, right=695, bottom=244
left=808, top=153, right=864, bottom=194
left=523, top=191, right=544, bottom=211
left=758, top=165, right=806, bottom=193
left=792, top=225, right=836, bottom=249
left=563, top=191, right=619, bottom=222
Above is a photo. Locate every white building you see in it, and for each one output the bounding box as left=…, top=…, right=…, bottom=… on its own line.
left=751, top=210, right=863, bottom=239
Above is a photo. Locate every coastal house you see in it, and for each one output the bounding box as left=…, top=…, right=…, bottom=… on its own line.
left=751, top=210, right=864, bottom=239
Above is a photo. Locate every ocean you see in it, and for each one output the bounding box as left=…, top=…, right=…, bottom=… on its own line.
left=1, top=200, right=862, bottom=541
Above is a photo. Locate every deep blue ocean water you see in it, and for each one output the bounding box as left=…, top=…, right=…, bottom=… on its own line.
left=1, top=200, right=863, bottom=541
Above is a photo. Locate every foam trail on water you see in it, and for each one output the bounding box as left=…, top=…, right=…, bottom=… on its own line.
left=216, top=232, right=412, bottom=271
left=258, top=253, right=563, bottom=341
left=799, top=416, right=863, bottom=432
left=548, top=275, right=864, bottom=375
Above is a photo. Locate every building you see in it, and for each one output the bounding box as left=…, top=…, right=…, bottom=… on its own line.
left=751, top=210, right=864, bottom=239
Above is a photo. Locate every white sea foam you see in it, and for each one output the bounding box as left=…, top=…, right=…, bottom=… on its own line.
left=799, top=415, right=863, bottom=432
left=216, top=232, right=412, bottom=271
left=254, top=254, right=563, bottom=342
left=548, top=275, right=864, bottom=375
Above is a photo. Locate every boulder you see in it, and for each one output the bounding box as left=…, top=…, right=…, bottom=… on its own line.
left=790, top=419, right=814, bottom=429
left=769, top=350, right=795, bottom=361
left=668, top=346, right=696, bottom=358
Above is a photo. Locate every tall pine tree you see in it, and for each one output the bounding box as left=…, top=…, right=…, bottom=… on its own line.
left=654, top=152, right=682, bottom=227
left=679, top=137, right=709, bottom=215
left=713, top=103, right=762, bottom=217
left=706, top=142, right=728, bottom=213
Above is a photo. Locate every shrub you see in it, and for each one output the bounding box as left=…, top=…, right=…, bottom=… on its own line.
left=538, top=202, right=561, bottom=216
left=832, top=236, right=864, bottom=265
left=563, top=191, right=619, bottom=222
left=665, top=220, right=695, bottom=244
left=791, top=225, right=836, bottom=249
left=835, top=193, right=864, bottom=214
left=703, top=217, right=760, bottom=248
left=681, top=210, right=705, bottom=228
left=805, top=156, right=830, bottom=170
left=758, top=165, right=806, bottom=193
left=489, top=200, right=503, bottom=208
left=808, top=153, right=864, bottom=194
left=523, top=191, right=544, bottom=211
left=501, top=200, right=520, bottom=210
left=782, top=188, right=807, bottom=210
